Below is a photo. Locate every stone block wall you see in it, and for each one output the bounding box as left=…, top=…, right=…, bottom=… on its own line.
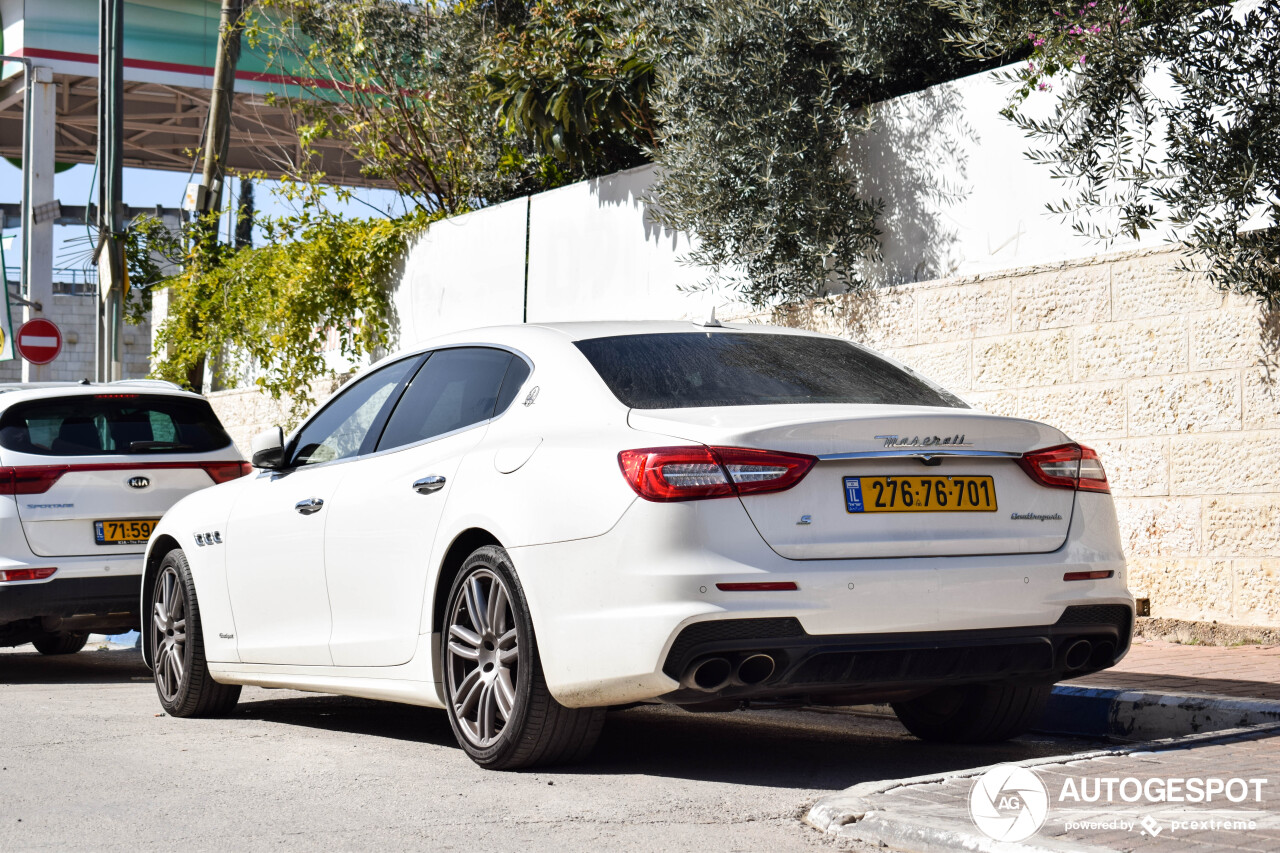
left=1, top=293, right=151, bottom=382
left=771, top=246, right=1280, bottom=628
left=206, top=376, right=347, bottom=459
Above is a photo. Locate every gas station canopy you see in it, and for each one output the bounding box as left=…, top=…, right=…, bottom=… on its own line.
left=0, top=0, right=384, bottom=186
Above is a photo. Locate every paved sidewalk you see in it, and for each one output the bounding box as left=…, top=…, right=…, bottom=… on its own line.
left=808, top=725, right=1280, bottom=852
left=1073, top=638, right=1280, bottom=702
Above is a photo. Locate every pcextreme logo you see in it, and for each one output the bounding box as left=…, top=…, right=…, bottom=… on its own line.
left=969, top=764, right=1050, bottom=842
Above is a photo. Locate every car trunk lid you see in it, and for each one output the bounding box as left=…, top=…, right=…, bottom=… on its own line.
left=629, top=405, right=1076, bottom=559
left=4, top=460, right=239, bottom=557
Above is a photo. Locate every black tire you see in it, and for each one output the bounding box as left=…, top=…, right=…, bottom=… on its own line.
left=442, top=545, right=605, bottom=770
left=149, top=548, right=241, bottom=718
left=892, top=682, right=1051, bottom=743
left=31, top=631, right=89, bottom=655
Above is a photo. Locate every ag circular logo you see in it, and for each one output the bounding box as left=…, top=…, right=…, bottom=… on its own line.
left=969, top=764, right=1049, bottom=842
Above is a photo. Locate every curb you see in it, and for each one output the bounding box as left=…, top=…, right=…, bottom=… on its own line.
left=1039, top=684, right=1280, bottom=741
left=820, top=684, right=1280, bottom=742
left=806, top=722, right=1280, bottom=853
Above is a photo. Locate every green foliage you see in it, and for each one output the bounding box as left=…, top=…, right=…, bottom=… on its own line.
left=483, top=0, right=657, bottom=175
left=150, top=185, right=439, bottom=424
left=644, top=0, right=990, bottom=307
left=936, top=0, right=1280, bottom=304
left=250, top=0, right=545, bottom=211
left=253, top=0, right=666, bottom=203
left=121, top=216, right=184, bottom=326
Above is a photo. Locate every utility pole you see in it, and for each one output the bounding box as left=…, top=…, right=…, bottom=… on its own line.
left=95, top=0, right=125, bottom=382
left=186, top=0, right=246, bottom=392
left=199, top=0, right=246, bottom=221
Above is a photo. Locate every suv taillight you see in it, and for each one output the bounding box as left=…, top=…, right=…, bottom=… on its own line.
left=203, top=462, right=254, bottom=484
left=618, top=446, right=816, bottom=502
left=1018, top=443, right=1110, bottom=493
left=0, top=466, right=68, bottom=495
left=0, top=567, right=57, bottom=582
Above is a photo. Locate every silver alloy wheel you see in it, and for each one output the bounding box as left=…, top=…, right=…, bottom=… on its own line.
left=152, top=565, right=187, bottom=703
left=446, top=568, right=520, bottom=747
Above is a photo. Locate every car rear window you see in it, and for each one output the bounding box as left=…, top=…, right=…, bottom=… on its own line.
left=0, top=394, right=234, bottom=456
left=574, top=333, right=967, bottom=410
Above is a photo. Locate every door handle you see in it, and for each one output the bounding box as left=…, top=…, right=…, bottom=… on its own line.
left=295, top=497, right=324, bottom=515
left=413, top=475, right=446, bottom=495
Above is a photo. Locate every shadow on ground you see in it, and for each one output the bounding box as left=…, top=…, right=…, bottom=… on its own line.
left=233, top=690, right=1100, bottom=791
left=0, top=646, right=148, bottom=684
left=1, top=647, right=1106, bottom=792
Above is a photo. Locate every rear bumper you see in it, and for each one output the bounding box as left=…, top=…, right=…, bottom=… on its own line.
left=657, top=604, right=1132, bottom=705
left=510, top=492, right=1131, bottom=708
left=0, top=575, right=140, bottom=643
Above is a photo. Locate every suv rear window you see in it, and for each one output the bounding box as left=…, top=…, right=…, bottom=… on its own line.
left=0, top=394, right=234, bottom=456
left=575, top=333, right=966, bottom=410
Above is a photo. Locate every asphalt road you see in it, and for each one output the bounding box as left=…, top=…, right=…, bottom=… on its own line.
left=0, top=645, right=1101, bottom=852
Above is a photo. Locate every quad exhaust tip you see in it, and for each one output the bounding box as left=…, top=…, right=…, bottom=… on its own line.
left=736, top=654, right=775, bottom=686
left=1062, top=639, right=1093, bottom=671
left=682, top=654, right=777, bottom=692
left=683, top=657, right=733, bottom=692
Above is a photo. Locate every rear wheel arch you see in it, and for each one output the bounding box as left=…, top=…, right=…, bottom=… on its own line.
left=431, top=528, right=503, bottom=637
left=142, top=534, right=182, bottom=669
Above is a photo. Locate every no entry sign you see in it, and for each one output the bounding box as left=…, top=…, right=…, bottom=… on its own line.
left=17, top=318, right=63, bottom=365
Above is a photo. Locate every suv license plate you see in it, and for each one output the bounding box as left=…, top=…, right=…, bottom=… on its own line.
left=94, top=519, right=159, bottom=545
left=844, top=476, right=997, bottom=513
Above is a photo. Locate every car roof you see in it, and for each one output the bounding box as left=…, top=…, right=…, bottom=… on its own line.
left=0, top=379, right=201, bottom=410
left=404, top=319, right=826, bottom=354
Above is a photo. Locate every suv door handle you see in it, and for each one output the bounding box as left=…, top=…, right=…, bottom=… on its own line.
left=295, top=497, right=324, bottom=515
left=413, top=476, right=446, bottom=495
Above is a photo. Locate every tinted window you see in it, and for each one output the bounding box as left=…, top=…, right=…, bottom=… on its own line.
left=0, top=394, right=233, bottom=456
left=376, top=348, right=514, bottom=451
left=575, top=333, right=966, bottom=410
left=494, top=356, right=532, bottom=416
left=292, top=358, right=417, bottom=466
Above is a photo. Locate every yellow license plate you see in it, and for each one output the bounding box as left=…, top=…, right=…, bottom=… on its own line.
left=94, top=518, right=159, bottom=545
left=844, top=476, right=997, bottom=513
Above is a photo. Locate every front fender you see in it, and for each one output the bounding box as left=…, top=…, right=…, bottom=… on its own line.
left=141, top=476, right=252, bottom=667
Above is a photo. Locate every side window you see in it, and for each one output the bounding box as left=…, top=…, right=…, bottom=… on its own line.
left=376, top=347, right=514, bottom=451
left=292, top=358, right=417, bottom=467
left=494, top=356, right=532, bottom=417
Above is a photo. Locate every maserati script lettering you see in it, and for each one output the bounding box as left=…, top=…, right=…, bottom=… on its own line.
left=875, top=434, right=972, bottom=448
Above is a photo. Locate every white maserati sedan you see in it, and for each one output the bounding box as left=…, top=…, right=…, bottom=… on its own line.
left=142, top=321, right=1132, bottom=769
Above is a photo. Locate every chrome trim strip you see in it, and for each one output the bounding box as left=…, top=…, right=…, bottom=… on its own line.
left=817, top=449, right=1024, bottom=461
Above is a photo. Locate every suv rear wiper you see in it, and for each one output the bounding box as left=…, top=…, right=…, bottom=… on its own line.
left=129, top=440, right=195, bottom=452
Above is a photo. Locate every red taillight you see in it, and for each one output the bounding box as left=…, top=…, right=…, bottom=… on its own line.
left=0, top=465, right=70, bottom=495
left=716, top=582, right=799, bottom=591
left=203, top=462, right=254, bottom=484
left=0, top=461, right=253, bottom=493
left=1017, top=443, right=1110, bottom=494
left=1064, top=570, right=1114, bottom=581
left=618, top=446, right=816, bottom=502
left=0, top=567, right=57, bottom=582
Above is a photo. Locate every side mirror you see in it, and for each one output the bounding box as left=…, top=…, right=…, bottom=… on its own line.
left=250, top=426, right=286, bottom=470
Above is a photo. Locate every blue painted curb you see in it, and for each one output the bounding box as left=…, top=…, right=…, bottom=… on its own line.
left=1037, top=684, right=1116, bottom=737
left=1036, top=683, right=1280, bottom=741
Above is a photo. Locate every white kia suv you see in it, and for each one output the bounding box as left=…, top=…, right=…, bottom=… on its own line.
left=1, top=381, right=249, bottom=654
left=141, top=322, right=1133, bottom=769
